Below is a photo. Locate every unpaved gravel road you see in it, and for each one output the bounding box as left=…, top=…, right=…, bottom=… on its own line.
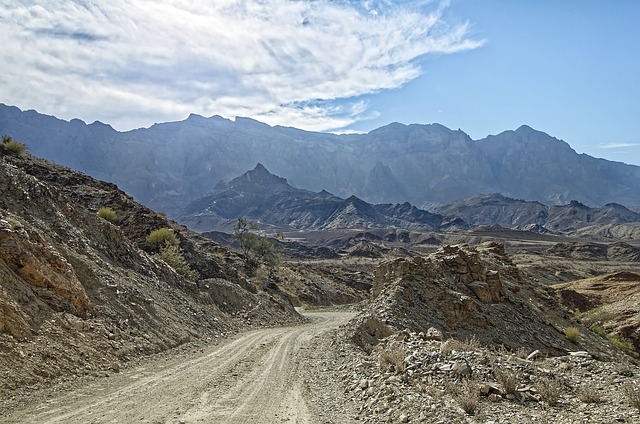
left=3, top=309, right=356, bottom=424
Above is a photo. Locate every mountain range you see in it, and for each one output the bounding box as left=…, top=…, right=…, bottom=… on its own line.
left=433, top=193, right=640, bottom=233
left=179, top=164, right=640, bottom=235
left=2, top=104, right=640, bottom=218
left=179, top=163, right=461, bottom=232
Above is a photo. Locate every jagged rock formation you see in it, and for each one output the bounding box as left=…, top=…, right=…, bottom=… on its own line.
left=180, top=164, right=451, bottom=232
left=0, top=148, right=300, bottom=397
left=348, top=243, right=617, bottom=358
left=2, top=104, right=640, bottom=216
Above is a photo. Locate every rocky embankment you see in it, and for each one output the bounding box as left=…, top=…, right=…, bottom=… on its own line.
left=0, top=148, right=301, bottom=406
left=339, top=329, right=640, bottom=423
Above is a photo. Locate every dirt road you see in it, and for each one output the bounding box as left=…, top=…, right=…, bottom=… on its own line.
left=3, top=309, right=356, bottom=424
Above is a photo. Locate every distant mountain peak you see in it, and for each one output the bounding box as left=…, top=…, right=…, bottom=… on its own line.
left=515, top=124, right=535, bottom=132
left=232, top=163, right=289, bottom=190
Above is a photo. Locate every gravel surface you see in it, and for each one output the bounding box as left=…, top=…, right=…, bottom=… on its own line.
left=2, top=309, right=357, bottom=424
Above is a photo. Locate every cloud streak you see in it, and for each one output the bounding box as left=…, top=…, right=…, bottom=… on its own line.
left=598, top=142, right=640, bottom=149
left=0, top=0, right=484, bottom=131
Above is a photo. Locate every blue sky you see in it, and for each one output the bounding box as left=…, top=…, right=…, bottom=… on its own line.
left=1, top=0, right=639, bottom=165
left=352, top=1, right=640, bottom=165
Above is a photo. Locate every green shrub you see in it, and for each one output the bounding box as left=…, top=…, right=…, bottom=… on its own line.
left=147, top=227, right=179, bottom=249
left=1, top=135, right=26, bottom=155
left=608, top=333, right=637, bottom=357
left=97, top=207, right=117, bottom=223
left=590, top=324, right=638, bottom=357
left=154, top=243, right=199, bottom=281
left=589, top=324, right=608, bottom=339
left=565, top=326, right=581, bottom=342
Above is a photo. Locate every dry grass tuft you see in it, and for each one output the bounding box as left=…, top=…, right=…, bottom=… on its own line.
left=454, top=378, right=481, bottom=415
left=578, top=386, right=603, bottom=404
left=535, top=376, right=562, bottom=406
left=622, top=381, right=640, bottom=410
left=494, top=368, right=520, bottom=395
left=440, top=336, right=481, bottom=356
left=378, top=343, right=407, bottom=374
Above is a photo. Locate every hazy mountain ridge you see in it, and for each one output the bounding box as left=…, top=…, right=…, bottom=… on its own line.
left=180, top=166, right=640, bottom=234
left=179, top=164, right=450, bottom=232
left=434, top=193, right=640, bottom=232
left=2, top=104, right=640, bottom=217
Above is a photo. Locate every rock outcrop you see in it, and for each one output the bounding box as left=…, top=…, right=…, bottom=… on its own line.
left=350, top=242, right=618, bottom=358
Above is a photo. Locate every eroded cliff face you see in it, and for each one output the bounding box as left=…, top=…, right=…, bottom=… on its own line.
left=0, top=150, right=301, bottom=399
left=1, top=215, right=91, bottom=313
left=350, top=242, right=618, bottom=358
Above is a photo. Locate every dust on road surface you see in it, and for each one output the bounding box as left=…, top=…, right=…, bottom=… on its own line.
left=3, top=309, right=356, bottom=424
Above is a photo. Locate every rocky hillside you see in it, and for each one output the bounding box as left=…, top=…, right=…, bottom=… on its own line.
left=348, top=242, right=622, bottom=358
left=555, top=271, right=640, bottom=354
left=0, top=146, right=301, bottom=400
left=336, top=242, right=640, bottom=423
left=547, top=241, right=640, bottom=262
left=433, top=193, right=640, bottom=233
left=2, top=104, right=639, bottom=216
left=339, top=327, right=640, bottom=423
left=180, top=164, right=456, bottom=232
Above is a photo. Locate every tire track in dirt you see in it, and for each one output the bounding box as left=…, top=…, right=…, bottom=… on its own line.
left=3, top=309, right=355, bottom=424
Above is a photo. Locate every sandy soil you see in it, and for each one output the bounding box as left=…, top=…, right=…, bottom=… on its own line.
left=2, top=309, right=356, bottom=424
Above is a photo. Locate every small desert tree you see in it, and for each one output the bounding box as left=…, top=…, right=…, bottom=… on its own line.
left=232, top=218, right=259, bottom=260
left=232, top=218, right=280, bottom=269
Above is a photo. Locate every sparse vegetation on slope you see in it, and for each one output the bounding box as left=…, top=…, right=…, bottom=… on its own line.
left=555, top=272, right=640, bottom=358
left=1, top=134, right=26, bottom=155
left=97, top=206, right=117, bottom=223
left=147, top=227, right=179, bottom=249
left=154, top=243, right=199, bottom=282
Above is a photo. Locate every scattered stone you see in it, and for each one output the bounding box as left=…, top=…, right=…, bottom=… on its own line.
left=526, top=350, right=542, bottom=361
left=425, top=327, right=443, bottom=341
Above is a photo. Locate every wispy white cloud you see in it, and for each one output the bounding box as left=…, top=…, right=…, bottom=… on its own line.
left=598, top=142, right=640, bottom=149
left=0, top=0, right=484, bottom=131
